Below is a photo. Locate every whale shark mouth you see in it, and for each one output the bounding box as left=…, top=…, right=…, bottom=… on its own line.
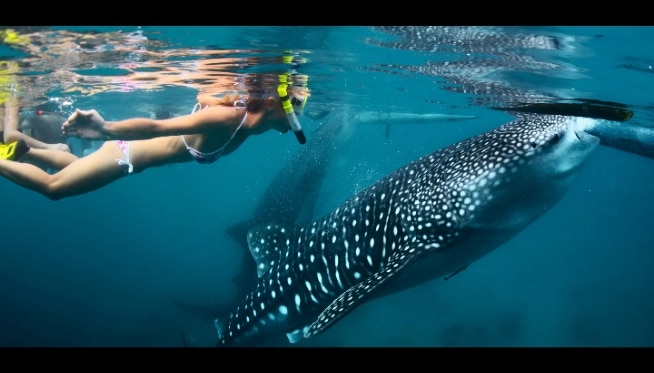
left=576, top=129, right=598, bottom=142
left=567, top=115, right=601, bottom=145
left=576, top=125, right=603, bottom=146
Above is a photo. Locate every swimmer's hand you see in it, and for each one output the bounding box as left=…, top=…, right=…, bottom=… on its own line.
left=46, top=143, right=72, bottom=153
left=62, top=109, right=109, bottom=140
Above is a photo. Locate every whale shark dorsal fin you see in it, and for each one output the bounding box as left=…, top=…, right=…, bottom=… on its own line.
left=225, top=219, right=253, bottom=251
left=247, top=223, right=295, bottom=278
left=296, top=244, right=425, bottom=341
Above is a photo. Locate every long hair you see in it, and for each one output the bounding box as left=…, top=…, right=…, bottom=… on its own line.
left=205, top=85, right=310, bottom=114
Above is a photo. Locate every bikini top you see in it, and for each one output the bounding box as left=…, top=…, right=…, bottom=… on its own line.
left=181, top=100, right=247, bottom=164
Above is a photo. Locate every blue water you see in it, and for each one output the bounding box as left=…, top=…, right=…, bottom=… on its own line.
left=1, top=26, right=653, bottom=347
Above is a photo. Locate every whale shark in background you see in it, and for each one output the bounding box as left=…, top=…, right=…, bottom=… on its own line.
left=211, top=109, right=652, bottom=347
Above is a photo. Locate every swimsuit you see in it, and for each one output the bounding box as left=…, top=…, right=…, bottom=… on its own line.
left=115, top=140, right=134, bottom=174
left=113, top=99, right=247, bottom=173
left=181, top=100, right=248, bottom=164
left=180, top=111, right=247, bottom=164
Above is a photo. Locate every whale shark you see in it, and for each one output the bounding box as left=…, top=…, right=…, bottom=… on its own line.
left=172, top=110, right=478, bottom=335
left=212, top=112, right=646, bottom=346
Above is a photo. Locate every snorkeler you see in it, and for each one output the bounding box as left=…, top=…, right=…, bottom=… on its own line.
left=0, top=83, right=310, bottom=201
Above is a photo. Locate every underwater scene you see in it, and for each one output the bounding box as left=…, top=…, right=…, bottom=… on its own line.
left=0, top=26, right=653, bottom=347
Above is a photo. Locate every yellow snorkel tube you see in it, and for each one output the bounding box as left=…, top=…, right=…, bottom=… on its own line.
left=278, top=73, right=307, bottom=145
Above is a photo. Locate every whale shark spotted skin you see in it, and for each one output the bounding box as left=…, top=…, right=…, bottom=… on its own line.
left=213, top=113, right=608, bottom=346
left=223, top=110, right=477, bottom=302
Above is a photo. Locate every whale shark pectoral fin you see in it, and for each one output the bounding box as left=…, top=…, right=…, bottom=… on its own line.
left=298, top=245, right=422, bottom=341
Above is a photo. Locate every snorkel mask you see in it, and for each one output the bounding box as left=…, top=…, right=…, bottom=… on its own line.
left=277, top=73, right=307, bottom=144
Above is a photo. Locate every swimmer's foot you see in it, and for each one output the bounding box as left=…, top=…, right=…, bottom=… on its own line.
left=0, top=139, right=30, bottom=161
left=13, top=139, right=30, bottom=160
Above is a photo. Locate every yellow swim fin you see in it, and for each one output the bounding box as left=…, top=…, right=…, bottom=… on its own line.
left=0, top=29, right=31, bottom=46
left=0, top=141, right=18, bottom=160
left=0, top=140, right=29, bottom=160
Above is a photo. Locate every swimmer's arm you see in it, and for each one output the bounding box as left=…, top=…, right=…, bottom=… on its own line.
left=4, top=128, right=51, bottom=149
left=63, top=106, right=238, bottom=140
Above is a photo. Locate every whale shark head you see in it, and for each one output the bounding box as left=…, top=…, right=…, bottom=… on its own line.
left=464, top=114, right=600, bottom=232
left=213, top=113, right=603, bottom=347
